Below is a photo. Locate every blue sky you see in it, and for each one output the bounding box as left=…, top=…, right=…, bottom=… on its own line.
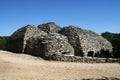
left=0, top=0, right=120, bottom=36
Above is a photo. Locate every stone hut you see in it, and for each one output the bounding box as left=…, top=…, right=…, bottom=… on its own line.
left=59, top=26, right=113, bottom=58
left=25, top=33, right=74, bottom=59
left=6, top=24, right=46, bottom=53
left=38, top=22, right=61, bottom=33
left=6, top=22, right=113, bottom=59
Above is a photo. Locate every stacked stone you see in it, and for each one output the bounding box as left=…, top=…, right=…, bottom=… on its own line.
left=83, top=30, right=113, bottom=57
left=6, top=22, right=113, bottom=59
left=6, top=24, right=46, bottom=53
left=51, top=55, right=120, bottom=63
left=38, top=22, right=61, bottom=33
left=25, top=33, right=74, bottom=59
left=59, top=26, right=85, bottom=56
left=59, top=26, right=113, bottom=57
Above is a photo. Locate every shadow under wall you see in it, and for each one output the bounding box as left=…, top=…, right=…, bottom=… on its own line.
left=94, top=49, right=112, bottom=58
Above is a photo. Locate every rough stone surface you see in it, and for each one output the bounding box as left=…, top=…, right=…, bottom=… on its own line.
left=6, top=24, right=46, bottom=53
left=59, top=26, right=113, bottom=57
left=6, top=22, right=113, bottom=59
left=51, top=55, right=120, bottom=63
left=25, top=33, right=74, bottom=59
left=38, top=22, right=61, bottom=33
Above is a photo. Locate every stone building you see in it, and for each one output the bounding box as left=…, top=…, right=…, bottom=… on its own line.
left=38, top=22, right=61, bottom=33
left=25, top=33, right=74, bottom=59
left=6, top=22, right=113, bottom=58
left=6, top=24, right=46, bottom=53
left=59, top=26, right=113, bottom=57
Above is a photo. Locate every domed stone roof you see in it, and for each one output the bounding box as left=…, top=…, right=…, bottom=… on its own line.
left=6, top=24, right=46, bottom=53
left=38, top=22, right=61, bottom=33
left=6, top=22, right=113, bottom=58
left=59, top=26, right=113, bottom=57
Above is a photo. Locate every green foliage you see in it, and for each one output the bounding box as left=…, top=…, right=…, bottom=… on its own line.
left=0, top=36, right=9, bottom=50
left=101, top=32, right=120, bottom=58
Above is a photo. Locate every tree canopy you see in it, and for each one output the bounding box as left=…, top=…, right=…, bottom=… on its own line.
left=101, top=32, right=120, bottom=58
left=0, top=36, right=9, bottom=50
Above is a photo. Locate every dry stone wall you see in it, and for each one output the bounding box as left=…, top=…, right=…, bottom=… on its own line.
left=6, top=22, right=113, bottom=60
left=59, top=26, right=85, bottom=56
left=6, top=24, right=46, bottom=53
left=25, top=33, right=74, bottom=59
left=51, top=55, right=120, bottom=63
left=38, top=22, right=61, bottom=33
left=59, top=26, right=113, bottom=58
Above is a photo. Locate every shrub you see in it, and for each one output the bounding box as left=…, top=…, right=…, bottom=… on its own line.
left=0, top=36, right=9, bottom=50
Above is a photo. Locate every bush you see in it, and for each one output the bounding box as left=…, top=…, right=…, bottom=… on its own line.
left=0, top=36, right=9, bottom=50
left=101, top=32, right=120, bottom=58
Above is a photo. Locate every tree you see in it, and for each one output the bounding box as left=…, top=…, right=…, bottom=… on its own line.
left=101, top=32, right=120, bottom=58
left=0, top=36, right=9, bottom=50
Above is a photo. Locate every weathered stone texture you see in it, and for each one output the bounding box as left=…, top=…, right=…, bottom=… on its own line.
left=25, top=33, right=74, bottom=59
left=59, top=26, right=85, bottom=56
left=6, top=24, right=46, bottom=53
left=59, top=26, right=113, bottom=57
left=51, top=55, right=120, bottom=63
left=38, top=22, right=61, bottom=33
left=6, top=22, right=113, bottom=59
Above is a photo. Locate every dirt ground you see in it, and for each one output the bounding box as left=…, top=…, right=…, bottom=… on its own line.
left=0, top=50, right=120, bottom=80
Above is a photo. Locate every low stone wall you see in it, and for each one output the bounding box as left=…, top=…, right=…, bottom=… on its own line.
left=51, top=55, right=120, bottom=63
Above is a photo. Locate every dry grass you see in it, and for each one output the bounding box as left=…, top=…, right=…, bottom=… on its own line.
left=0, top=50, right=120, bottom=80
